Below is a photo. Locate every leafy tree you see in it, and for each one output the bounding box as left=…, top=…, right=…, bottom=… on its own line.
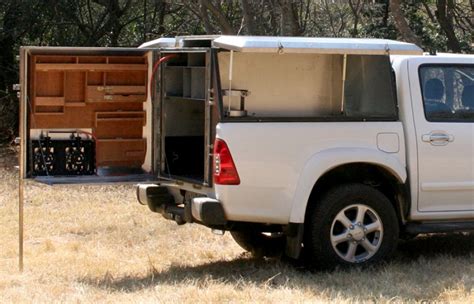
left=0, top=0, right=472, bottom=143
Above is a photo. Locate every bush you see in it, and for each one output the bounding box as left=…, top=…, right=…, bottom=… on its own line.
left=0, top=94, right=18, bottom=144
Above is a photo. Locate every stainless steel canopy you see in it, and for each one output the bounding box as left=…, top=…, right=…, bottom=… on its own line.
left=212, top=36, right=423, bottom=55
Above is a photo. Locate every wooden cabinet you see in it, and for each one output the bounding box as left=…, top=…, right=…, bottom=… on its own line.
left=29, top=54, right=149, bottom=168
left=32, top=55, right=147, bottom=114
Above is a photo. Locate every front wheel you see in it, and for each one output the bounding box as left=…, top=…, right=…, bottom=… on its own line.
left=304, top=183, right=399, bottom=268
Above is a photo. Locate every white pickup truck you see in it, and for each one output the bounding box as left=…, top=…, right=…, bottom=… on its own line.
left=20, top=36, right=473, bottom=268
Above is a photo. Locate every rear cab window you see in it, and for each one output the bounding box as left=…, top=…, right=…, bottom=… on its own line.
left=419, top=65, right=474, bottom=122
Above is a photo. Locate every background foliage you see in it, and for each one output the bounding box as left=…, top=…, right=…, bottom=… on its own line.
left=0, top=0, right=472, bottom=143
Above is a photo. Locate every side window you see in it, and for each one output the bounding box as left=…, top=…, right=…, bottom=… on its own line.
left=419, top=65, right=474, bottom=122
left=344, top=55, right=397, bottom=119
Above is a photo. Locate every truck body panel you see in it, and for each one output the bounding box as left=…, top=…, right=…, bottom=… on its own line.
left=215, top=121, right=406, bottom=223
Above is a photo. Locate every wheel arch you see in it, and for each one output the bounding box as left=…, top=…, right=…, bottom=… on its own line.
left=288, top=148, right=408, bottom=224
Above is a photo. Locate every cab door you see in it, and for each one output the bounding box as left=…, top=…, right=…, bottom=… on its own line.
left=409, top=57, right=474, bottom=214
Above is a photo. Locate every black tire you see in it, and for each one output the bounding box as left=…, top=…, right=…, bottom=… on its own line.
left=230, top=230, right=286, bottom=258
left=304, top=183, right=399, bottom=269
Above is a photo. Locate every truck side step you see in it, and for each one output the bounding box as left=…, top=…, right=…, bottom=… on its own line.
left=405, top=221, right=474, bottom=234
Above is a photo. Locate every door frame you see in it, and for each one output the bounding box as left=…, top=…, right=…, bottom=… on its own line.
left=407, top=57, right=474, bottom=219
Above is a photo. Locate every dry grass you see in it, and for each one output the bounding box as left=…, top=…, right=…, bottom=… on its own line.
left=0, top=147, right=473, bottom=303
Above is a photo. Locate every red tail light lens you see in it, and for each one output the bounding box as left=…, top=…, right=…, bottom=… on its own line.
left=213, top=139, right=240, bottom=185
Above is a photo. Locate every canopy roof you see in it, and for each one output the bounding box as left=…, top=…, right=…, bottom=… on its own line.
left=212, top=36, right=423, bottom=55
left=138, top=37, right=176, bottom=49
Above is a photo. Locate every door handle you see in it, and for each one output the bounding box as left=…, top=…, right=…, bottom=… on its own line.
left=422, top=132, right=454, bottom=146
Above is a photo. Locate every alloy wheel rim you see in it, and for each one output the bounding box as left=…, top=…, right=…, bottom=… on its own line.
left=330, top=204, right=383, bottom=263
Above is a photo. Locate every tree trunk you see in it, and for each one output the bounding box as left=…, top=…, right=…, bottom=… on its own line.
left=389, top=0, right=422, bottom=46
left=157, top=2, right=167, bottom=35
left=435, top=0, right=462, bottom=52
left=199, top=0, right=235, bottom=34
left=348, top=0, right=364, bottom=36
left=93, top=0, right=131, bottom=46
left=241, top=0, right=258, bottom=35
left=278, top=0, right=301, bottom=36
left=382, top=1, right=390, bottom=29
left=198, top=1, right=216, bottom=34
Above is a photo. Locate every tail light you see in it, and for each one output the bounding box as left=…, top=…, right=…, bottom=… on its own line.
left=213, top=139, right=240, bottom=185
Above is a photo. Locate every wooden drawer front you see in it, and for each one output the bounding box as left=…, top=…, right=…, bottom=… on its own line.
left=87, top=86, right=146, bottom=103
left=95, top=118, right=144, bottom=139
left=94, top=111, right=145, bottom=139
left=96, top=139, right=146, bottom=167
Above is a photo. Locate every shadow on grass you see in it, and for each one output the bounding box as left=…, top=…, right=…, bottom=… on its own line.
left=395, top=232, right=474, bottom=259
left=81, top=232, right=473, bottom=300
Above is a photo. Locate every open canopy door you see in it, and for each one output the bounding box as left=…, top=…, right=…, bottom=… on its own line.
left=20, top=47, right=157, bottom=185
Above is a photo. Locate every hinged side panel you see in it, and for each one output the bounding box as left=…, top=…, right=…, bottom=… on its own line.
left=156, top=48, right=213, bottom=187
left=21, top=47, right=156, bottom=184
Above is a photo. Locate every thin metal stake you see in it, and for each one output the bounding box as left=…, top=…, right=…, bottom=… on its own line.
left=19, top=175, right=24, bottom=272
left=228, top=50, right=234, bottom=113
left=340, top=54, right=347, bottom=113
left=18, top=48, right=26, bottom=272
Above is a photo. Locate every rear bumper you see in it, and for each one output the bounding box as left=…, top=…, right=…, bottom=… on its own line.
left=136, top=184, right=304, bottom=259
left=136, top=184, right=227, bottom=226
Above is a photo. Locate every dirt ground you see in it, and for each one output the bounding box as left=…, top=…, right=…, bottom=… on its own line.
left=0, top=146, right=473, bottom=303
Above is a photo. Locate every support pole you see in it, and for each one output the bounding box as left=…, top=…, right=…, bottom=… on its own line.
left=340, top=54, right=347, bottom=113
left=18, top=174, right=24, bottom=272
left=18, top=48, right=26, bottom=272
left=228, top=50, right=234, bottom=113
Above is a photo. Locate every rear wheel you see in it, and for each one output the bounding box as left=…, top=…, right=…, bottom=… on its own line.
left=304, top=183, right=399, bottom=268
left=230, top=230, right=285, bottom=258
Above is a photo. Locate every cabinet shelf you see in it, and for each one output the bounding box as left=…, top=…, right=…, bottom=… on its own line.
left=86, top=85, right=146, bottom=103
left=65, top=102, right=86, bottom=107
left=35, top=97, right=65, bottom=106
left=165, top=96, right=205, bottom=102
left=163, top=64, right=206, bottom=101
left=36, top=63, right=147, bottom=72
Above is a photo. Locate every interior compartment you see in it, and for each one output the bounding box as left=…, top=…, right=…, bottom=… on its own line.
left=65, top=71, right=86, bottom=106
left=217, top=52, right=397, bottom=120
left=163, top=53, right=206, bottom=100
left=26, top=51, right=151, bottom=180
left=218, top=52, right=343, bottom=117
left=160, top=52, right=209, bottom=183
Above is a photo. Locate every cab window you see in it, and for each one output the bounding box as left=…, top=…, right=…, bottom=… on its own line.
left=419, top=65, right=474, bottom=122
